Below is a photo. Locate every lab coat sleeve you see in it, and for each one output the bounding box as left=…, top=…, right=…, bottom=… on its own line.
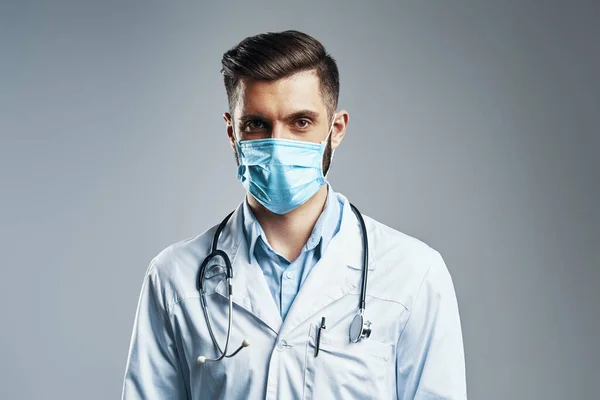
left=122, top=260, right=188, bottom=400
left=396, top=251, right=467, bottom=400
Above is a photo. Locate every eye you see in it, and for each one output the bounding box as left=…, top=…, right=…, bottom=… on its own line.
left=244, top=119, right=267, bottom=131
left=295, top=119, right=311, bottom=129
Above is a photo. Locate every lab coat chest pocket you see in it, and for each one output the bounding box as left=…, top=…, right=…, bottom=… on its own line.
left=303, top=323, right=394, bottom=399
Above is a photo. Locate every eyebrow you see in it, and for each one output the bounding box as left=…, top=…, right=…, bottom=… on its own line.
left=238, top=114, right=266, bottom=126
left=238, top=109, right=321, bottom=126
left=284, top=109, right=321, bottom=122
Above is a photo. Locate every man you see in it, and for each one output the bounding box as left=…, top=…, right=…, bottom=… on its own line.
left=122, top=30, right=467, bottom=399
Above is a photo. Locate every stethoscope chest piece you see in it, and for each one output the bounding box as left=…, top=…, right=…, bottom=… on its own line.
left=349, top=312, right=372, bottom=343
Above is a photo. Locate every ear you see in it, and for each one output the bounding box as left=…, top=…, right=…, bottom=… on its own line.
left=223, top=112, right=235, bottom=151
left=330, top=110, right=349, bottom=151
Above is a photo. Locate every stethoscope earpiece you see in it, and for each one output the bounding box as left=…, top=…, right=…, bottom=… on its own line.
left=196, top=339, right=250, bottom=365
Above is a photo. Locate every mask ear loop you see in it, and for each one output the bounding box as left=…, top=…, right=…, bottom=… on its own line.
left=230, top=119, right=242, bottom=167
left=323, top=112, right=337, bottom=178
left=323, top=112, right=337, bottom=144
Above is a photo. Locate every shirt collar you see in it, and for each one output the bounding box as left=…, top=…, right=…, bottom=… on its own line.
left=241, top=183, right=342, bottom=265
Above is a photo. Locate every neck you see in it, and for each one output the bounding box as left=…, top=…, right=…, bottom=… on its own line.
left=247, top=185, right=329, bottom=262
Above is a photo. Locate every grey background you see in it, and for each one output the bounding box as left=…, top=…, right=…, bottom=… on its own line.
left=1, top=1, right=598, bottom=399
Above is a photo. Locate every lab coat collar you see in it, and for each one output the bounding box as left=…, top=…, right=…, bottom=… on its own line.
left=213, top=202, right=283, bottom=334
left=336, top=192, right=376, bottom=272
left=279, top=192, right=376, bottom=336
left=212, top=192, right=375, bottom=336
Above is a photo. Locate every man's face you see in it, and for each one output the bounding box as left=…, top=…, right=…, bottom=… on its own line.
left=224, top=70, right=347, bottom=175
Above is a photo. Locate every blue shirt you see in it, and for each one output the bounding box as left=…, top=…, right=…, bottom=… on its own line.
left=241, top=184, right=343, bottom=320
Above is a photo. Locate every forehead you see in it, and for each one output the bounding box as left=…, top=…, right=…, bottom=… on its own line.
left=233, top=70, right=326, bottom=118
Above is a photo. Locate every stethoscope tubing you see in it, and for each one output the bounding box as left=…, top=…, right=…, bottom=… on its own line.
left=197, top=202, right=369, bottom=360
left=349, top=203, right=369, bottom=312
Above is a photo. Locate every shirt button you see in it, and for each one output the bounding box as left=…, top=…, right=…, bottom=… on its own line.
left=285, top=271, right=294, bottom=279
left=277, top=339, right=288, bottom=351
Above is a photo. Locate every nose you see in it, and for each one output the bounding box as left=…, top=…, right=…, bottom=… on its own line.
left=270, top=122, right=291, bottom=140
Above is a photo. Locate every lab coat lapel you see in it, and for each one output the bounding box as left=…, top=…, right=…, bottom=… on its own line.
left=212, top=203, right=283, bottom=334
left=279, top=196, right=376, bottom=337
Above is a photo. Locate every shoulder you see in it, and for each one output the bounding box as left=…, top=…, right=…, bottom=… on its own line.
left=362, top=213, right=450, bottom=311
left=151, top=226, right=216, bottom=275
left=142, top=222, right=221, bottom=310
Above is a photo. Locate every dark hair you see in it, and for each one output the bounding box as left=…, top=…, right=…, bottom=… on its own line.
left=221, top=30, right=339, bottom=118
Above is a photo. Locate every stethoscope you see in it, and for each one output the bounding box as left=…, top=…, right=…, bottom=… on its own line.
left=196, top=203, right=371, bottom=365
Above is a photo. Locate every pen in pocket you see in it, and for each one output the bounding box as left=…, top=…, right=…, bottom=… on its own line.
left=315, top=317, right=326, bottom=357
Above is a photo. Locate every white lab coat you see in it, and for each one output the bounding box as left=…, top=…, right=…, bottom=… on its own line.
left=122, top=192, right=467, bottom=399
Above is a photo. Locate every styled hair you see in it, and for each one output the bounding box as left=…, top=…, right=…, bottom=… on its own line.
left=221, top=30, right=339, bottom=118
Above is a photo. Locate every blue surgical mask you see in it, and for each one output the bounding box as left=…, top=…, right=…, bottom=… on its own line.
left=234, top=114, right=337, bottom=215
